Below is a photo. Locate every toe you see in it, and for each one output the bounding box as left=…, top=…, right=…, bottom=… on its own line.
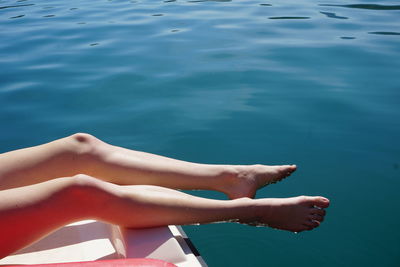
left=282, top=164, right=297, bottom=174
left=311, top=208, right=326, bottom=216
left=310, top=220, right=320, bottom=228
left=304, top=218, right=320, bottom=227
left=309, top=214, right=324, bottom=222
left=318, top=197, right=330, bottom=208
left=308, top=196, right=330, bottom=208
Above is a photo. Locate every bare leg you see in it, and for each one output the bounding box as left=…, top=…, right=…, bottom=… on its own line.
left=0, top=175, right=329, bottom=259
left=0, top=133, right=296, bottom=198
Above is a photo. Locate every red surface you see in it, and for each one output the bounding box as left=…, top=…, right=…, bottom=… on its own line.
left=5, top=258, right=176, bottom=267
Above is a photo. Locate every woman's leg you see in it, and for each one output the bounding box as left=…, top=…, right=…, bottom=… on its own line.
left=0, top=133, right=296, bottom=198
left=0, top=175, right=329, bottom=259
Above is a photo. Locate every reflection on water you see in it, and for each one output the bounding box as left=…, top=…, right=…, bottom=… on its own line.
left=319, top=4, right=400, bottom=10
left=320, top=11, right=348, bottom=19
left=9, top=14, right=24, bottom=19
left=2, top=1, right=398, bottom=42
left=188, top=0, right=232, bottom=2
left=369, top=31, right=400, bottom=35
left=0, top=4, right=34, bottom=10
left=269, top=16, right=310, bottom=19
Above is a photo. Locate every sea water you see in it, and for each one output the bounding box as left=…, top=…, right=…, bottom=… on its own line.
left=1, top=0, right=399, bottom=266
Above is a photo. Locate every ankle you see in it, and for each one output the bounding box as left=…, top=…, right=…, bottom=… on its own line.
left=216, top=165, right=240, bottom=193
left=232, top=197, right=262, bottom=224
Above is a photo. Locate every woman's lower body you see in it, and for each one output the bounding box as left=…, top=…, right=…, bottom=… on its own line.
left=0, top=133, right=329, bottom=259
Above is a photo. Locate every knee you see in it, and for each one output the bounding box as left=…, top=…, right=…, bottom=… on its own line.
left=69, top=133, right=99, bottom=147
left=71, top=173, right=101, bottom=187
left=68, top=174, right=111, bottom=201
left=63, top=174, right=112, bottom=218
left=66, top=133, right=104, bottom=156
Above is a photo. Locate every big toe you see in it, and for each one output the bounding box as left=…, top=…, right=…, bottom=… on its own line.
left=276, top=165, right=297, bottom=178
left=310, top=196, right=330, bottom=208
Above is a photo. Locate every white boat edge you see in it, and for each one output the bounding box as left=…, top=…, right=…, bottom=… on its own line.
left=0, top=220, right=207, bottom=267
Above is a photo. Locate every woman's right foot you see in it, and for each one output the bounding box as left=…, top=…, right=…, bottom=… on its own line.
left=245, top=196, right=330, bottom=232
left=222, top=164, right=297, bottom=199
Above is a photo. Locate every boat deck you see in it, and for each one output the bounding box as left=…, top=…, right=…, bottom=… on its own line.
left=0, top=220, right=206, bottom=267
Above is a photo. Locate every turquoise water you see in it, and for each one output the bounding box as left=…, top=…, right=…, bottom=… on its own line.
left=1, top=0, right=400, bottom=265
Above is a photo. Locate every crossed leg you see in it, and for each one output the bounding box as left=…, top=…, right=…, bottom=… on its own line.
left=0, top=133, right=297, bottom=199
left=0, top=174, right=329, bottom=259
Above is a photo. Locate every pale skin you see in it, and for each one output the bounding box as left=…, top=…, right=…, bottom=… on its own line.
left=0, top=133, right=329, bottom=259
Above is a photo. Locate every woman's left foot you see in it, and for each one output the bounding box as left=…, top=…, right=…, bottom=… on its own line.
left=222, top=164, right=297, bottom=199
left=244, top=196, right=330, bottom=232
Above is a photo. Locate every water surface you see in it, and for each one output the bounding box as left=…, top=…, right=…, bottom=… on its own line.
left=1, top=0, right=399, bottom=266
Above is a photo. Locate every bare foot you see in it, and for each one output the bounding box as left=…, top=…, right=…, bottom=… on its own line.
left=222, top=164, right=297, bottom=199
left=245, top=196, right=330, bottom=232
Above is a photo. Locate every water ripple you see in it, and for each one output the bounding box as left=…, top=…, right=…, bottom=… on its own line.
left=0, top=1, right=400, bottom=267
left=0, top=3, right=34, bottom=10
left=187, top=0, right=231, bottom=2
left=2, top=81, right=40, bottom=92
left=319, top=4, right=400, bottom=10
left=368, top=31, right=400, bottom=36
left=9, top=14, right=24, bottom=19
left=269, top=16, right=310, bottom=20
left=320, top=11, right=348, bottom=19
